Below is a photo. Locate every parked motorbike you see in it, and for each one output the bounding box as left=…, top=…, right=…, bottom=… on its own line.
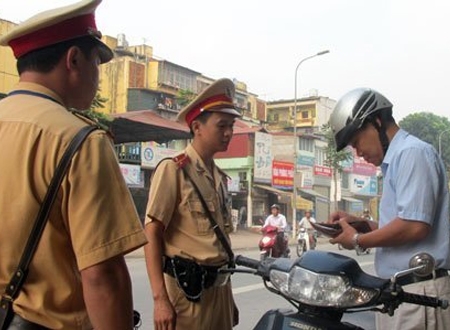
left=296, top=227, right=317, bottom=257
left=228, top=250, right=448, bottom=329
left=259, top=225, right=289, bottom=260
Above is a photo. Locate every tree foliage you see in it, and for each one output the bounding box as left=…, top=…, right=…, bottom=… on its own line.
left=176, top=89, right=196, bottom=107
left=87, top=93, right=111, bottom=121
left=321, top=123, right=352, bottom=210
left=321, top=123, right=352, bottom=173
left=69, top=92, right=113, bottom=131
left=399, top=112, right=450, bottom=169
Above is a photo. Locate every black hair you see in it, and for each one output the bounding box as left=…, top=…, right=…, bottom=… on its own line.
left=189, top=111, right=214, bottom=135
left=16, top=36, right=99, bottom=74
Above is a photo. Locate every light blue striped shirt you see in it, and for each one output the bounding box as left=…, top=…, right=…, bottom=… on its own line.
left=375, top=129, right=450, bottom=278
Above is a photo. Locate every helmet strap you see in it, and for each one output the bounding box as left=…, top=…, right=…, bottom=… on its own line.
left=368, top=118, right=389, bottom=156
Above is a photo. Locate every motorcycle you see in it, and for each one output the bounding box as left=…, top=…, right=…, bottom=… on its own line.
left=259, top=225, right=289, bottom=260
left=296, top=227, right=317, bottom=257
left=227, top=250, right=448, bottom=329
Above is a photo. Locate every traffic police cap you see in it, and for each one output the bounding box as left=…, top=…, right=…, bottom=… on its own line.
left=177, top=78, right=241, bottom=127
left=0, top=0, right=113, bottom=64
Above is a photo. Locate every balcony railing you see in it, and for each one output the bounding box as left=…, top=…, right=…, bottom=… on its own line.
left=115, top=143, right=141, bottom=164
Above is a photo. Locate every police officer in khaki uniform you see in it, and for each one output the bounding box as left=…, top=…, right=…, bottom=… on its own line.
left=0, top=1, right=147, bottom=329
left=144, top=78, right=241, bottom=330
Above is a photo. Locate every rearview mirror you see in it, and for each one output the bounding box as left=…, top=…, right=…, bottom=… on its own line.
left=409, top=252, right=435, bottom=277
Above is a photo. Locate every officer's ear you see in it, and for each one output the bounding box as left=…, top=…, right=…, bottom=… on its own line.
left=65, top=46, right=81, bottom=70
left=190, top=120, right=201, bottom=135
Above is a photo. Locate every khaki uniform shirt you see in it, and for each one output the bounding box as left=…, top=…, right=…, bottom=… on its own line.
left=146, top=144, right=233, bottom=266
left=0, top=82, right=147, bottom=329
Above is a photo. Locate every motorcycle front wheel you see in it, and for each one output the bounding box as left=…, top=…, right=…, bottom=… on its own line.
left=296, top=242, right=306, bottom=257
left=260, top=250, right=269, bottom=261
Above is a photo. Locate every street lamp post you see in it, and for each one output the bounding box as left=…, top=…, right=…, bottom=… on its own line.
left=292, top=50, right=330, bottom=236
left=438, top=128, right=450, bottom=157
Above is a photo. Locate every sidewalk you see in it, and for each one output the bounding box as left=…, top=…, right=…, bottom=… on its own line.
left=126, top=228, right=329, bottom=258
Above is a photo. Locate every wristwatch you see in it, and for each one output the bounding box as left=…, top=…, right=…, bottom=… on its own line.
left=352, top=233, right=364, bottom=254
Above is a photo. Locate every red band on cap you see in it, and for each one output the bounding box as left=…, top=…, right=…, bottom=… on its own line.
left=185, top=94, right=234, bottom=126
left=9, top=13, right=98, bottom=58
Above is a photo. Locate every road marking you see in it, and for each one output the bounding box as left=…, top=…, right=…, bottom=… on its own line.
left=233, top=283, right=265, bottom=294
left=233, top=260, right=375, bottom=295
left=359, top=261, right=374, bottom=267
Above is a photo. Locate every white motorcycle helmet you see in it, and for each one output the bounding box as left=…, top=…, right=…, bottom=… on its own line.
left=330, top=88, right=393, bottom=153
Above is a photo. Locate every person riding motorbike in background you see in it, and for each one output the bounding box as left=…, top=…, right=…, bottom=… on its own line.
left=298, top=210, right=317, bottom=248
left=262, top=204, right=289, bottom=256
left=327, top=87, right=450, bottom=330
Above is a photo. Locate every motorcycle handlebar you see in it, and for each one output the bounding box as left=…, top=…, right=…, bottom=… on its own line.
left=401, top=292, right=449, bottom=309
left=235, top=255, right=260, bottom=270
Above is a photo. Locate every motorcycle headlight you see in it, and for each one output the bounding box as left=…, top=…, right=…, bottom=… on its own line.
left=261, top=237, right=272, bottom=244
left=270, top=266, right=378, bottom=308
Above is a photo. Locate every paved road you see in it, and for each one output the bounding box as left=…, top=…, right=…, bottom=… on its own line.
left=127, top=238, right=376, bottom=330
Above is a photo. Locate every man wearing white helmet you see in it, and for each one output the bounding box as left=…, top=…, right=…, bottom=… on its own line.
left=327, top=88, right=450, bottom=330
left=262, top=204, right=289, bottom=256
left=263, top=204, right=288, bottom=231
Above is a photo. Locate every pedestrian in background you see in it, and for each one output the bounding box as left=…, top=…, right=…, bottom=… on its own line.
left=0, top=1, right=147, bottom=329
left=144, top=78, right=241, bottom=330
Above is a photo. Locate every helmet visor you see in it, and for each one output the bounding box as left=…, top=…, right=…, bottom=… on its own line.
left=334, top=118, right=362, bottom=151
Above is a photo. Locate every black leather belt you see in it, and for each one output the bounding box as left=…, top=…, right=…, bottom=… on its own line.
left=8, top=313, right=49, bottom=330
left=163, top=257, right=225, bottom=289
left=397, top=268, right=449, bottom=286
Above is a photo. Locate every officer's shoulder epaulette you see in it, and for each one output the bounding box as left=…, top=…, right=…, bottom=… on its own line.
left=70, top=109, right=110, bottom=131
left=172, top=152, right=190, bottom=169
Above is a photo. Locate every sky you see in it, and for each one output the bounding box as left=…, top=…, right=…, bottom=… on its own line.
left=2, top=0, right=450, bottom=121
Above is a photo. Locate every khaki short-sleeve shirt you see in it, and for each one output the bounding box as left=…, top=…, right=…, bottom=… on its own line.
left=146, top=144, right=233, bottom=266
left=0, top=82, right=147, bottom=329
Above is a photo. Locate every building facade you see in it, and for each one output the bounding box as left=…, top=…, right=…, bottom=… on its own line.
left=0, top=19, right=19, bottom=99
left=0, top=18, right=379, bottom=225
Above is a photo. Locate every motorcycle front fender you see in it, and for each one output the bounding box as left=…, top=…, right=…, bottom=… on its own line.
left=252, top=309, right=363, bottom=330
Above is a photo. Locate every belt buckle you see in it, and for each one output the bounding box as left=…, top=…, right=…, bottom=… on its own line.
left=214, top=265, right=230, bottom=287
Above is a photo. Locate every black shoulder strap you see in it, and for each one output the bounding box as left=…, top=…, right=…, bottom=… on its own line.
left=2, top=125, right=97, bottom=301
left=181, top=167, right=235, bottom=268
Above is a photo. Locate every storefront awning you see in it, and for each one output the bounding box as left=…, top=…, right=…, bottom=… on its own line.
left=254, top=185, right=313, bottom=210
left=342, top=196, right=364, bottom=213
left=110, top=110, right=192, bottom=144
left=342, top=196, right=363, bottom=204
left=299, top=188, right=329, bottom=201
left=296, top=196, right=313, bottom=210
left=254, top=184, right=291, bottom=196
